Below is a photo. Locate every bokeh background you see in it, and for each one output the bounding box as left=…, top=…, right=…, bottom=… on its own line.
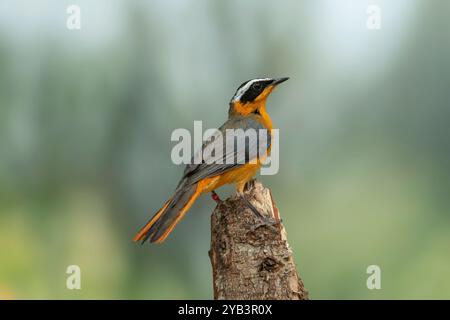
left=0, top=0, right=449, bottom=299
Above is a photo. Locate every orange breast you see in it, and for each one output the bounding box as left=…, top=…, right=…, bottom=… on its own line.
left=200, top=161, right=264, bottom=194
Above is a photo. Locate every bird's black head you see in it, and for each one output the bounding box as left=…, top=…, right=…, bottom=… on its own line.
left=229, top=77, right=289, bottom=116
left=230, top=77, right=289, bottom=104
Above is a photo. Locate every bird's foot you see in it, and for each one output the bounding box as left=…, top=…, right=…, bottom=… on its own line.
left=211, top=190, right=222, bottom=203
left=238, top=193, right=279, bottom=230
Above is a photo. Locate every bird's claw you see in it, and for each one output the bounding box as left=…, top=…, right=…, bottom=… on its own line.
left=250, top=217, right=279, bottom=232
left=239, top=193, right=280, bottom=230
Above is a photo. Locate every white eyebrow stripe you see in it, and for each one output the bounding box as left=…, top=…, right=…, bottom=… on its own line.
left=232, top=78, right=271, bottom=102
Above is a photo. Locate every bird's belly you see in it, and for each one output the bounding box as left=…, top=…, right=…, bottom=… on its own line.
left=201, top=163, right=261, bottom=194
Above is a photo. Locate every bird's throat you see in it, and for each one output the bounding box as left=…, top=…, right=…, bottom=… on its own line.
left=229, top=101, right=273, bottom=130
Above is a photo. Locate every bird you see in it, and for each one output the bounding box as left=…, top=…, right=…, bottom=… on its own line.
left=133, top=77, right=289, bottom=244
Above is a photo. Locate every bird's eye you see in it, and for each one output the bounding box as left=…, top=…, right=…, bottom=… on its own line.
left=252, top=83, right=262, bottom=90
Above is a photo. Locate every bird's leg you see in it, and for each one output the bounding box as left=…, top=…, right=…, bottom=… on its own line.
left=238, top=193, right=266, bottom=220
left=211, top=190, right=221, bottom=203
left=238, top=192, right=279, bottom=229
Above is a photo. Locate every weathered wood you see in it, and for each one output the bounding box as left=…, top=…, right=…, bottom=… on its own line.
left=209, top=180, right=309, bottom=300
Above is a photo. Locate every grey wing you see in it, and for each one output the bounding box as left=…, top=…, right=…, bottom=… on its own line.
left=181, top=117, right=271, bottom=185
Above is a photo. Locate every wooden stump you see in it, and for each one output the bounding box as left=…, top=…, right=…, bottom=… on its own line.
left=209, top=180, right=309, bottom=300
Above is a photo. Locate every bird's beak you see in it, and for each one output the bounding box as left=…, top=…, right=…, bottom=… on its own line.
left=272, top=77, right=289, bottom=86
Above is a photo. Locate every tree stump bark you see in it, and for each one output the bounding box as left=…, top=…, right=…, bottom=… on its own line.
left=209, top=180, right=309, bottom=300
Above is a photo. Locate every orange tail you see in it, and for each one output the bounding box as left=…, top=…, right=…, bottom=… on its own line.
left=133, top=183, right=201, bottom=244
left=133, top=197, right=173, bottom=242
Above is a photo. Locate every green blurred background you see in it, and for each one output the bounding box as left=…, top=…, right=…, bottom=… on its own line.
left=0, top=0, right=449, bottom=299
